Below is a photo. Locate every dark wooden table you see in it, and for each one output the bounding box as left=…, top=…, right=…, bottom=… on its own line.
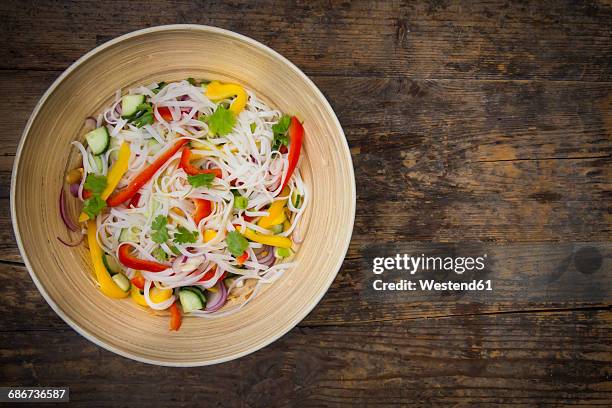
left=1, top=1, right=611, bottom=406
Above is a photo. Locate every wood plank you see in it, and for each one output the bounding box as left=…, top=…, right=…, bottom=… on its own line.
left=0, top=201, right=18, bottom=262
left=1, top=73, right=610, bottom=255
left=1, top=241, right=610, bottom=330
left=1, top=1, right=611, bottom=80
left=0, top=70, right=61, bottom=157
left=1, top=310, right=610, bottom=406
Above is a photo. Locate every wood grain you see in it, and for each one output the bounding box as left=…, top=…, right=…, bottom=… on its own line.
left=1, top=310, right=610, bottom=406
left=2, top=243, right=610, bottom=330
left=1, top=1, right=611, bottom=81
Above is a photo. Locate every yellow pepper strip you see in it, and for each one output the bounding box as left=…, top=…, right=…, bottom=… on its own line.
left=205, top=81, right=247, bottom=115
left=150, top=286, right=173, bottom=303
left=130, top=286, right=148, bottom=307
left=79, top=142, right=131, bottom=222
left=102, top=142, right=131, bottom=199
left=87, top=220, right=129, bottom=299
left=242, top=228, right=292, bottom=248
left=258, top=187, right=290, bottom=228
left=171, top=207, right=185, bottom=217
left=283, top=219, right=291, bottom=232
left=204, top=230, right=217, bottom=243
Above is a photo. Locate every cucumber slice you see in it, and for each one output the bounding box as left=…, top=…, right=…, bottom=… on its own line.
left=270, top=224, right=283, bottom=234
left=179, top=288, right=205, bottom=313
left=121, top=94, right=145, bottom=117
left=119, top=227, right=140, bottom=243
left=111, top=274, right=131, bottom=291
left=185, top=287, right=206, bottom=305
left=274, top=247, right=293, bottom=259
left=85, top=127, right=110, bottom=155
left=109, top=137, right=121, bottom=161
left=292, top=193, right=302, bottom=208
left=91, top=155, right=103, bottom=174
left=102, top=253, right=122, bottom=275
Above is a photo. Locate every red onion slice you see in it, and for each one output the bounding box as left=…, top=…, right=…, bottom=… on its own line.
left=69, top=183, right=80, bottom=197
left=84, top=117, right=97, bottom=131
left=256, top=245, right=275, bottom=267
left=59, top=187, right=79, bottom=232
left=205, top=281, right=228, bottom=313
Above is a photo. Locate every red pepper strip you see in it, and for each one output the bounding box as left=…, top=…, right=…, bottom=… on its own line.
left=108, top=139, right=189, bottom=206
left=82, top=190, right=92, bottom=199
left=131, top=274, right=145, bottom=290
left=280, top=116, right=304, bottom=191
left=169, top=302, right=182, bottom=331
left=243, top=215, right=254, bottom=222
left=179, top=147, right=223, bottom=177
left=157, top=107, right=174, bottom=122
left=197, top=267, right=227, bottom=283
left=198, top=266, right=217, bottom=283
left=193, top=198, right=212, bottom=225
left=129, top=193, right=141, bottom=208
left=236, top=251, right=249, bottom=265
left=118, top=244, right=168, bottom=272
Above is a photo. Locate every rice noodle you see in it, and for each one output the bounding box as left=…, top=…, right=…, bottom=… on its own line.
left=72, top=79, right=307, bottom=320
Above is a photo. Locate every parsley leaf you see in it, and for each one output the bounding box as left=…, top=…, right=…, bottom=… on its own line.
left=84, top=174, right=107, bottom=195
left=83, top=195, right=106, bottom=218
left=187, top=173, right=215, bottom=188
left=123, top=102, right=154, bottom=128
left=152, top=247, right=168, bottom=262
left=151, top=215, right=169, bottom=244
left=272, top=115, right=291, bottom=150
left=208, top=106, right=236, bottom=136
left=152, top=82, right=167, bottom=94
left=226, top=230, right=248, bottom=257
left=174, top=226, right=198, bottom=244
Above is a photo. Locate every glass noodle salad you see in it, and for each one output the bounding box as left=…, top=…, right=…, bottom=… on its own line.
left=59, top=78, right=306, bottom=331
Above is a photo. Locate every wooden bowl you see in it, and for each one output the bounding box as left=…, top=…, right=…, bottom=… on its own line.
left=11, top=25, right=355, bottom=366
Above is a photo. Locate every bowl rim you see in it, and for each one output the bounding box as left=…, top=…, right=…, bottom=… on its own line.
left=10, top=24, right=356, bottom=366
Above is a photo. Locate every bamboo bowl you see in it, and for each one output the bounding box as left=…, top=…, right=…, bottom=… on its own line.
left=11, top=25, right=355, bottom=366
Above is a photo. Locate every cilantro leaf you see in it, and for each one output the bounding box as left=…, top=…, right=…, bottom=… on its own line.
left=186, top=77, right=197, bottom=86
left=173, top=226, right=198, bottom=244
left=123, top=102, right=154, bottom=128
left=272, top=115, right=291, bottom=150
left=151, top=215, right=169, bottom=244
left=152, top=82, right=167, bottom=94
left=84, top=174, right=107, bottom=195
left=208, top=106, right=236, bottom=136
left=131, top=111, right=154, bottom=127
left=152, top=247, right=168, bottom=262
left=187, top=173, right=215, bottom=188
left=226, top=230, right=248, bottom=257
left=83, top=195, right=106, bottom=218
